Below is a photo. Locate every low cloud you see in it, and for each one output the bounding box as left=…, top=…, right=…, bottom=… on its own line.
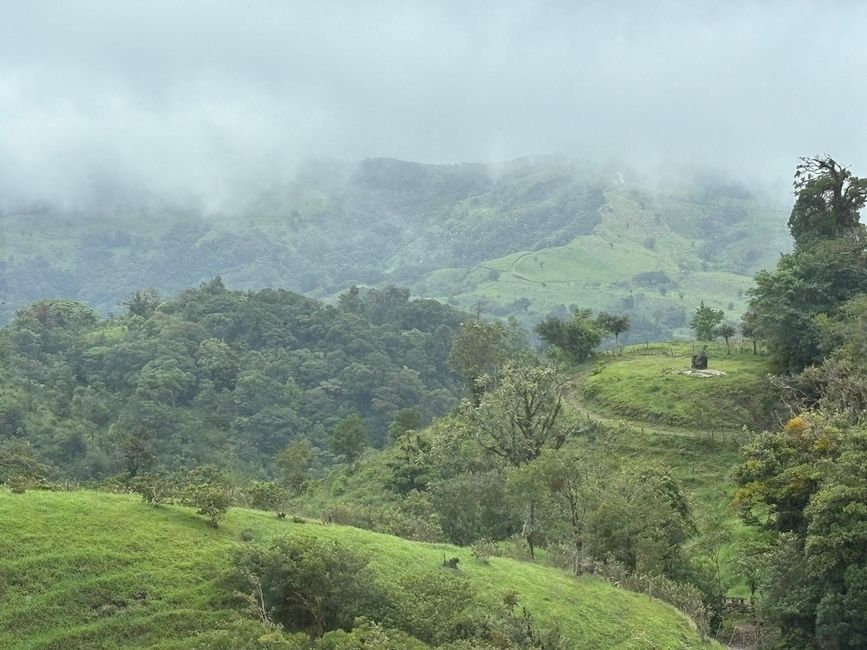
left=1, top=1, right=865, bottom=208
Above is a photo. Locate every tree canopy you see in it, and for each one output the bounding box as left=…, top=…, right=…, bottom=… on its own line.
left=689, top=302, right=724, bottom=341
left=788, top=155, right=867, bottom=246
left=0, top=283, right=467, bottom=480
left=749, top=157, right=867, bottom=373
left=535, top=309, right=603, bottom=362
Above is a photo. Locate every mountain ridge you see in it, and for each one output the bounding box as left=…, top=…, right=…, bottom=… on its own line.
left=1, top=156, right=790, bottom=340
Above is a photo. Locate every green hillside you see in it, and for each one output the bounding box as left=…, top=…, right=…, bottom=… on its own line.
left=297, top=342, right=774, bottom=605
left=0, top=157, right=789, bottom=340
left=0, top=489, right=717, bottom=649
left=580, top=342, right=775, bottom=430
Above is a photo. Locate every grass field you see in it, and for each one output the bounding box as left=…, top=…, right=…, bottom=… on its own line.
left=0, top=489, right=717, bottom=649
left=580, top=342, right=773, bottom=430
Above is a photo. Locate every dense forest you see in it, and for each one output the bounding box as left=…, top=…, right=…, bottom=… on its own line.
left=732, top=156, right=867, bottom=647
left=0, top=281, right=466, bottom=480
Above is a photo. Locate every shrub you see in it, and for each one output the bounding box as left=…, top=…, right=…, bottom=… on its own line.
left=393, top=570, right=476, bottom=645
left=247, top=480, right=290, bottom=517
left=490, top=606, right=569, bottom=649
left=316, top=618, right=428, bottom=649
left=6, top=474, right=30, bottom=494
left=471, top=540, right=501, bottom=565
left=230, top=535, right=387, bottom=638
left=132, top=473, right=176, bottom=506
left=0, top=442, right=50, bottom=489
left=180, top=465, right=233, bottom=527
left=430, top=470, right=516, bottom=546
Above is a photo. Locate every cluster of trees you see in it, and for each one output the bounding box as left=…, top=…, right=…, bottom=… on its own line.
left=731, top=156, right=867, bottom=647
left=746, top=156, right=867, bottom=374
left=0, top=281, right=466, bottom=481
left=734, top=415, right=867, bottom=647
left=534, top=310, right=630, bottom=361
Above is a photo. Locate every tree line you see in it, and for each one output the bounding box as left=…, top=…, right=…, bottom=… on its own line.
left=731, top=155, right=867, bottom=647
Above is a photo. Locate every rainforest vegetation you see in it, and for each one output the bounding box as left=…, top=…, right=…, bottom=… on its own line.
left=1, top=156, right=866, bottom=649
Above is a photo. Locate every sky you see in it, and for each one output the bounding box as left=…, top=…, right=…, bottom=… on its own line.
left=1, top=1, right=866, bottom=208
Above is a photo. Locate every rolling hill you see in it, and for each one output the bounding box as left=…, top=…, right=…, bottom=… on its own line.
left=0, top=156, right=789, bottom=340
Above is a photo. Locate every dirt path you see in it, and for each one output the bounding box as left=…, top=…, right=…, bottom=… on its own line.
left=564, top=385, right=743, bottom=441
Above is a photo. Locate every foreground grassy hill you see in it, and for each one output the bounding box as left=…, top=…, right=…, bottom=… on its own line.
left=0, top=490, right=717, bottom=649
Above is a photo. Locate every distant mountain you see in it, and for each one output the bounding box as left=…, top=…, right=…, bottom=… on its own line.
left=0, top=156, right=790, bottom=339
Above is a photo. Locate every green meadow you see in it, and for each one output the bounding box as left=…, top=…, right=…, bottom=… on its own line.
left=0, top=490, right=717, bottom=649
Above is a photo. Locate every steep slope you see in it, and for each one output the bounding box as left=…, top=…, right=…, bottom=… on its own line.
left=0, top=489, right=717, bottom=649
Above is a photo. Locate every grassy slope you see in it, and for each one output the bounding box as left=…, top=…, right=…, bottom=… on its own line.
left=580, top=342, right=772, bottom=430
left=422, top=186, right=781, bottom=334
left=301, top=346, right=765, bottom=600
left=573, top=342, right=774, bottom=597
left=0, top=490, right=716, bottom=650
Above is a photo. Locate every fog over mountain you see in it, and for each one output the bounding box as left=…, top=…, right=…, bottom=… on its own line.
left=2, top=1, right=866, bottom=209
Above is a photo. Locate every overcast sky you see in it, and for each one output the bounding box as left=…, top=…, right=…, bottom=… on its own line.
left=1, top=1, right=866, bottom=207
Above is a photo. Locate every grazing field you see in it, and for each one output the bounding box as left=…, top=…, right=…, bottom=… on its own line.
left=580, top=342, right=774, bottom=431
left=0, top=490, right=717, bottom=649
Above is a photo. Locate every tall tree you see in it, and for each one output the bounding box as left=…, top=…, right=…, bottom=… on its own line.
left=121, top=288, right=161, bottom=318
left=448, top=318, right=524, bottom=404
left=595, top=312, right=630, bottom=347
left=740, top=309, right=760, bottom=355
left=789, top=155, right=867, bottom=246
left=276, top=438, right=315, bottom=495
left=331, top=414, right=369, bottom=464
left=716, top=321, right=737, bottom=353
left=749, top=232, right=867, bottom=373
left=454, top=355, right=574, bottom=466
left=689, top=302, right=724, bottom=341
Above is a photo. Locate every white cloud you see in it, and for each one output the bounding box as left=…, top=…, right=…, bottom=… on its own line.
left=1, top=1, right=865, bottom=206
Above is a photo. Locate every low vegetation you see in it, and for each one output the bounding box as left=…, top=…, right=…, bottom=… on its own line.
left=0, top=489, right=716, bottom=649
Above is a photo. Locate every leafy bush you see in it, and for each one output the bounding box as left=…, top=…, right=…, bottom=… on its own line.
left=392, top=570, right=476, bottom=645
left=230, top=535, right=388, bottom=638
left=180, top=465, right=233, bottom=527
left=430, top=471, right=517, bottom=545
left=6, top=474, right=30, bottom=494
left=314, top=618, right=428, bottom=649
left=132, top=473, right=177, bottom=506
left=470, top=540, right=501, bottom=565
left=0, top=441, right=50, bottom=489
left=247, top=480, right=290, bottom=517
